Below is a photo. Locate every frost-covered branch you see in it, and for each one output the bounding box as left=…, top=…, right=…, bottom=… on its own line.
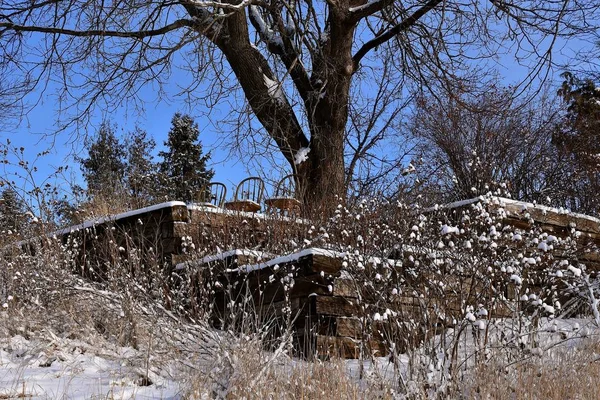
left=248, top=5, right=313, bottom=110
left=183, top=0, right=257, bottom=11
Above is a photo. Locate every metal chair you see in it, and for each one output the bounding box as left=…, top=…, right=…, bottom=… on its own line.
left=195, top=182, right=227, bottom=208
left=224, top=177, right=265, bottom=212
left=264, top=174, right=303, bottom=214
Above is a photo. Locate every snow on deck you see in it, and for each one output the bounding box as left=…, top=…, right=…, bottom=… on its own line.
left=188, top=203, right=308, bottom=224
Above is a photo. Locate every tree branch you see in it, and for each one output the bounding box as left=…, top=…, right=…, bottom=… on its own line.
left=349, top=0, right=395, bottom=21
left=248, top=6, right=313, bottom=103
left=214, top=8, right=309, bottom=167
left=0, top=19, right=193, bottom=38
left=352, top=0, right=442, bottom=68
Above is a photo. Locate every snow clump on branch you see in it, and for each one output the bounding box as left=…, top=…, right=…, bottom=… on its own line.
left=294, top=147, right=310, bottom=165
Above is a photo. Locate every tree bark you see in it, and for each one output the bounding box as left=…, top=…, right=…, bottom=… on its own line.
left=300, top=10, right=355, bottom=213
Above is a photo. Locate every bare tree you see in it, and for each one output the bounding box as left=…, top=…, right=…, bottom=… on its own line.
left=409, top=85, right=568, bottom=203
left=1, top=0, right=599, bottom=211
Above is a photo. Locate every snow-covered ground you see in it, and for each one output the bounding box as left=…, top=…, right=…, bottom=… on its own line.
left=2, top=314, right=598, bottom=399
left=0, top=334, right=183, bottom=399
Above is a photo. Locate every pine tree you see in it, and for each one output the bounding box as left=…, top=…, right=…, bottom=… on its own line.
left=158, top=113, right=214, bottom=202
left=0, top=187, right=27, bottom=234
left=125, top=127, right=158, bottom=207
left=79, top=122, right=126, bottom=199
left=556, top=72, right=600, bottom=214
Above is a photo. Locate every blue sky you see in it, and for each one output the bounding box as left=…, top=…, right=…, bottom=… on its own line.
left=0, top=83, right=253, bottom=202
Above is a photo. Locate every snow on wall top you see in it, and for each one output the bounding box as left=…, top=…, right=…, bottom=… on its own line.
left=174, top=249, right=272, bottom=270
left=237, top=247, right=345, bottom=273
left=175, top=247, right=346, bottom=273
left=54, top=201, right=187, bottom=235
left=423, top=196, right=600, bottom=227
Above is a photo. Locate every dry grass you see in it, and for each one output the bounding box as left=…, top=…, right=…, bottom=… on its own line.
left=465, top=338, right=600, bottom=399
left=185, top=340, right=395, bottom=399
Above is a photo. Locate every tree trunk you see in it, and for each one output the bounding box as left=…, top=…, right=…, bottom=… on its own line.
left=297, top=128, right=346, bottom=214
left=208, top=7, right=354, bottom=214
left=300, top=13, right=355, bottom=214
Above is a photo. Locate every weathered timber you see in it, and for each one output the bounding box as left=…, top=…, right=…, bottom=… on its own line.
left=499, top=203, right=600, bottom=235
left=315, top=296, right=360, bottom=317
left=314, top=335, right=388, bottom=359
left=332, top=278, right=359, bottom=298
left=336, top=317, right=372, bottom=338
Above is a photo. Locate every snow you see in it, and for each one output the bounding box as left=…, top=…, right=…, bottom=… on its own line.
left=225, top=199, right=261, bottom=210
left=263, top=74, right=286, bottom=104
left=174, top=249, right=271, bottom=270
left=567, top=264, right=582, bottom=277
left=543, top=304, right=556, bottom=314
left=0, top=335, right=181, bottom=399
left=4, top=201, right=190, bottom=252
left=423, top=195, right=600, bottom=227
left=401, top=163, right=416, bottom=176
left=510, top=274, right=523, bottom=285
left=294, top=147, right=311, bottom=165
left=177, top=247, right=353, bottom=274
left=54, top=201, right=187, bottom=236
left=441, top=225, right=460, bottom=235
left=187, top=203, right=308, bottom=224
left=349, top=0, right=384, bottom=13
left=538, top=242, right=550, bottom=252
left=249, top=6, right=284, bottom=48
left=236, top=247, right=345, bottom=273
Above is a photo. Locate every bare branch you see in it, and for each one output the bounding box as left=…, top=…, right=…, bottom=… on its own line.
left=0, top=19, right=193, bottom=39
left=352, top=0, right=443, bottom=68
left=349, top=0, right=395, bottom=21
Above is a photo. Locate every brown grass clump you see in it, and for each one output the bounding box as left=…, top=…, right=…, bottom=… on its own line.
left=186, top=341, right=395, bottom=400
left=465, top=338, right=600, bottom=399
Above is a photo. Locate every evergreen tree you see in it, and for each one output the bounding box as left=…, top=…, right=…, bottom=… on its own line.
left=556, top=72, right=600, bottom=214
left=79, top=122, right=126, bottom=199
left=158, top=114, right=214, bottom=202
left=0, top=187, right=27, bottom=234
left=125, top=127, right=158, bottom=207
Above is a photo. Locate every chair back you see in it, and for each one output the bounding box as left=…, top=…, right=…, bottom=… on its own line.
left=274, top=174, right=302, bottom=199
left=195, top=182, right=227, bottom=207
left=265, top=174, right=305, bottom=214
left=234, top=177, right=265, bottom=204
